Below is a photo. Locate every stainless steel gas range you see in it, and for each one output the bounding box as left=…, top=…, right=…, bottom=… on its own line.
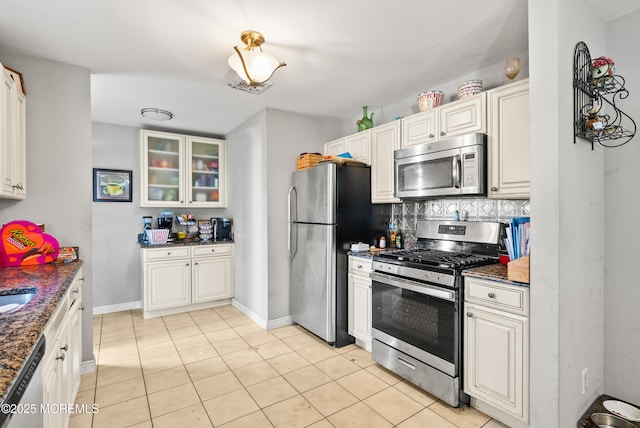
left=370, top=220, right=504, bottom=408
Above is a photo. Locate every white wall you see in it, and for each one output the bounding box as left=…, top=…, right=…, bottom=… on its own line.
left=91, top=122, right=230, bottom=311
left=338, top=54, right=530, bottom=135
left=529, top=1, right=606, bottom=427
left=0, top=50, right=94, bottom=362
left=603, top=9, right=640, bottom=404
left=226, top=111, right=270, bottom=321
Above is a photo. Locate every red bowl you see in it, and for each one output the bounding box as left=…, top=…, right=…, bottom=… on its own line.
left=499, top=254, right=510, bottom=265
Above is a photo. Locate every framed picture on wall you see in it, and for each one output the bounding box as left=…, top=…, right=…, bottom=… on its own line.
left=93, top=168, right=132, bottom=202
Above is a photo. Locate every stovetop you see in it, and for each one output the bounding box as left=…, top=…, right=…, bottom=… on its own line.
left=375, top=248, right=495, bottom=270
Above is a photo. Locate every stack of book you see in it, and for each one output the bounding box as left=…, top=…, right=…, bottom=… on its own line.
left=505, top=217, right=530, bottom=261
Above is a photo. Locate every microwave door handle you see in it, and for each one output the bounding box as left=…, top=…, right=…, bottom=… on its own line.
left=452, top=155, right=461, bottom=188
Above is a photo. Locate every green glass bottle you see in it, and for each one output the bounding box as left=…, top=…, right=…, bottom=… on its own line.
left=356, top=106, right=374, bottom=131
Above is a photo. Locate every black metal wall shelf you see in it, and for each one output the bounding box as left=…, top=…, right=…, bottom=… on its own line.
left=573, top=41, right=636, bottom=149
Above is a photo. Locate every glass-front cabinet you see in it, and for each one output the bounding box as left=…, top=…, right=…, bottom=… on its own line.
left=187, top=136, right=226, bottom=207
left=140, top=130, right=226, bottom=207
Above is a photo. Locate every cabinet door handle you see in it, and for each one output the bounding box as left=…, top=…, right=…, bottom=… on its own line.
left=491, top=186, right=499, bottom=191
left=440, top=131, right=446, bottom=136
left=194, top=262, right=198, bottom=266
left=167, top=252, right=171, bottom=256
left=467, top=312, right=474, bottom=317
left=186, top=263, right=190, bottom=267
left=56, top=354, right=65, bottom=361
left=80, top=277, right=85, bottom=281
left=60, top=344, right=68, bottom=352
left=80, top=304, right=85, bottom=311
left=211, top=249, right=215, bottom=253
left=357, top=264, right=363, bottom=269
left=73, top=289, right=79, bottom=294
left=428, top=133, right=434, bottom=138
left=488, top=292, right=496, bottom=298
left=189, top=201, right=193, bottom=203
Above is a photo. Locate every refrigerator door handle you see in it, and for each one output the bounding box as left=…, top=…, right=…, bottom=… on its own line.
left=288, top=185, right=297, bottom=222
left=288, top=222, right=297, bottom=258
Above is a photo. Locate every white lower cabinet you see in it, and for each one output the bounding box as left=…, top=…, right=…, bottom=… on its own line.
left=141, top=244, right=234, bottom=317
left=347, top=256, right=373, bottom=351
left=464, top=276, right=529, bottom=424
left=42, top=268, right=83, bottom=428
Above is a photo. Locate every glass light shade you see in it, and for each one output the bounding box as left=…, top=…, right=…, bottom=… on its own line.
left=504, top=57, right=521, bottom=80
left=228, top=49, right=282, bottom=85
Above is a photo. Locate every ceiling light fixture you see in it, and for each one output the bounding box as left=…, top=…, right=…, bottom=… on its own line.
left=228, top=30, right=286, bottom=86
left=140, top=108, right=173, bottom=121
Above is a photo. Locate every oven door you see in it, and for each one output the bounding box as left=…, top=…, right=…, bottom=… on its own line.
left=370, top=271, right=460, bottom=376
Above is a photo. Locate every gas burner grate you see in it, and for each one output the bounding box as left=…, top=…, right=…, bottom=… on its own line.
left=377, top=248, right=493, bottom=269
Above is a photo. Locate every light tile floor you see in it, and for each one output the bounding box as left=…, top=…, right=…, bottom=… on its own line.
left=72, top=305, right=509, bottom=428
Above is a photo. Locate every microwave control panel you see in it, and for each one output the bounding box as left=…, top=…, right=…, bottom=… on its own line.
left=462, top=153, right=477, bottom=187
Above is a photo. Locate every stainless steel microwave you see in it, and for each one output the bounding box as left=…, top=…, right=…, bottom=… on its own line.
left=394, top=133, right=486, bottom=199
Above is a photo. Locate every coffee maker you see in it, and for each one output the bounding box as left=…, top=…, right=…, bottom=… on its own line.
left=211, top=218, right=233, bottom=241
left=157, top=211, right=173, bottom=230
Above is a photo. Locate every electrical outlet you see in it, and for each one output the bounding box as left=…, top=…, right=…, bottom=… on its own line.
left=582, top=367, right=588, bottom=394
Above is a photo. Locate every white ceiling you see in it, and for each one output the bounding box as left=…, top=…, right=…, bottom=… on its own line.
left=0, top=1, right=629, bottom=137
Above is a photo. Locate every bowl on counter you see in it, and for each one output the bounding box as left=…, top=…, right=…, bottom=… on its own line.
left=590, top=412, right=637, bottom=428
left=176, top=231, right=188, bottom=240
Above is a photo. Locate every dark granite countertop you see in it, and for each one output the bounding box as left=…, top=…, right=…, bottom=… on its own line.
left=0, top=260, right=84, bottom=402
left=347, top=248, right=397, bottom=259
left=463, top=263, right=530, bottom=287
left=140, top=239, right=234, bottom=249
left=578, top=394, right=640, bottom=427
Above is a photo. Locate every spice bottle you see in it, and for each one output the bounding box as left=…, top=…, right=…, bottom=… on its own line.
left=379, top=236, right=386, bottom=249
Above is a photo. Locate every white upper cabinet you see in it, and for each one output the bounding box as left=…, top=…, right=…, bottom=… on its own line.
left=487, top=79, right=530, bottom=199
left=0, top=64, right=26, bottom=200
left=323, top=130, right=371, bottom=165
left=401, top=93, right=486, bottom=148
left=371, top=121, right=401, bottom=203
left=140, top=130, right=227, bottom=207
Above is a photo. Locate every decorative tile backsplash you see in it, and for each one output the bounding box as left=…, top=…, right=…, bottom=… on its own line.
left=391, top=197, right=531, bottom=236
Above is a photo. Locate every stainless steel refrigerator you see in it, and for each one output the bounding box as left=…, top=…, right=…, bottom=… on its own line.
left=288, top=162, right=383, bottom=347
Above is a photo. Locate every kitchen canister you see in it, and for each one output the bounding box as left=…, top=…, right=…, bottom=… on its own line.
left=417, top=90, right=444, bottom=112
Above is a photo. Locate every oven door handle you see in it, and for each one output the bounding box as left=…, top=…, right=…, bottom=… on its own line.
left=370, top=272, right=456, bottom=302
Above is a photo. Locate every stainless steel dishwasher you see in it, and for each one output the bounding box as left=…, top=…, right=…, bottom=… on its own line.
left=0, top=335, right=45, bottom=428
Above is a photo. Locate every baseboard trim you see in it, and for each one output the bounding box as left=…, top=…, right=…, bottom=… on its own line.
left=231, top=299, right=267, bottom=329
left=267, top=315, right=293, bottom=330
left=93, top=301, right=142, bottom=315
left=81, top=358, right=96, bottom=375
left=231, top=299, right=293, bottom=331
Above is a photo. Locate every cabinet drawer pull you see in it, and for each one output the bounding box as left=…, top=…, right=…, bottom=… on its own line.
left=56, top=354, right=65, bottom=361
left=80, top=277, right=85, bottom=281
left=488, top=292, right=496, bottom=298
left=428, top=133, right=434, bottom=138
left=211, top=249, right=215, bottom=252
left=194, top=262, right=198, bottom=266
left=467, top=312, right=474, bottom=317
left=440, top=131, right=446, bottom=136
left=186, top=263, right=190, bottom=267
left=167, top=252, right=171, bottom=256
left=357, top=264, right=363, bottom=269
left=60, top=344, right=68, bottom=352
left=80, top=304, right=85, bottom=311
left=491, top=186, right=499, bottom=191
left=72, top=289, right=79, bottom=294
